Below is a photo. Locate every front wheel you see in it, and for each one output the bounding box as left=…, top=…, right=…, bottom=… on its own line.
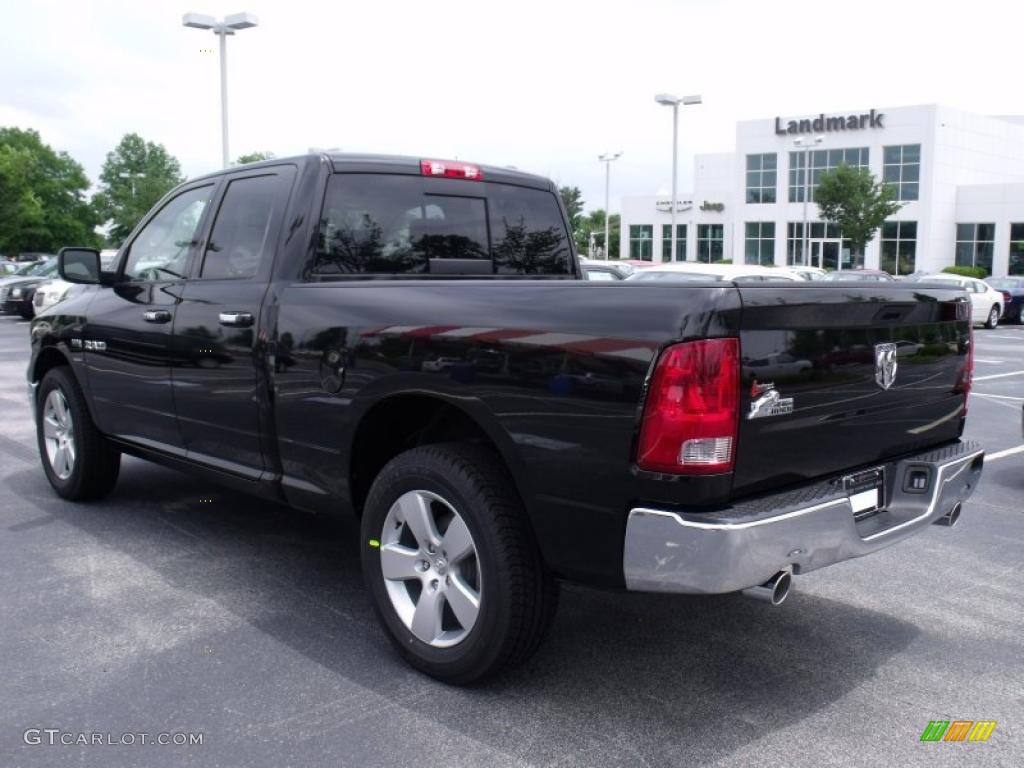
left=360, top=443, right=558, bottom=684
left=36, top=366, right=121, bottom=500
left=985, top=305, right=1000, bottom=329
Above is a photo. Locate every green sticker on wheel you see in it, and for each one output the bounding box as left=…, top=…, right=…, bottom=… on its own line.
left=368, top=539, right=380, bottom=548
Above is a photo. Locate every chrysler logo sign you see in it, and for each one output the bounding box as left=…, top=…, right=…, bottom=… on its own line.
left=874, top=343, right=898, bottom=390
left=775, top=109, right=885, bottom=136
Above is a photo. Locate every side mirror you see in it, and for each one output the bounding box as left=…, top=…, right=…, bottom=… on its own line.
left=58, top=247, right=102, bottom=284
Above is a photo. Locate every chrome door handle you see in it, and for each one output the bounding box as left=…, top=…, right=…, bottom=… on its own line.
left=219, top=311, right=254, bottom=327
left=142, top=310, right=172, bottom=323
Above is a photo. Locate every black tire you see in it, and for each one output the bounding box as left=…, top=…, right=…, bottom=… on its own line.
left=984, top=305, right=1000, bottom=329
left=19, top=304, right=33, bottom=320
left=36, top=366, right=120, bottom=500
left=360, top=443, right=558, bottom=685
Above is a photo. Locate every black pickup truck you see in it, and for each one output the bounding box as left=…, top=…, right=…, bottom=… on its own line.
left=29, top=154, right=984, bottom=683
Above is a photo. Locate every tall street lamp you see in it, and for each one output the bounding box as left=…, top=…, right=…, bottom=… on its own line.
left=598, top=152, right=622, bottom=260
left=118, top=171, right=144, bottom=198
left=794, top=135, right=823, bottom=267
left=655, top=93, right=701, bottom=262
left=183, top=12, right=259, bottom=168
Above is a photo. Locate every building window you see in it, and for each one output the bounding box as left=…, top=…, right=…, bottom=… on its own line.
left=660, top=224, right=687, bottom=261
left=788, top=147, right=869, bottom=203
left=697, top=224, right=724, bottom=262
left=629, top=225, right=653, bottom=261
left=1010, top=223, right=1024, bottom=275
left=744, top=222, right=775, bottom=265
left=955, top=223, right=995, bottom=275
left=880, top=221, right=917, bottom=275
left=883, top=144, right=921, bottom=201
left=745, top=154, right=777, bottom=204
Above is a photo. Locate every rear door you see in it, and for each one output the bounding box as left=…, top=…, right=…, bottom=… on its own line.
left=732, top=283, right=970, bottom=496
left=170, top=165, right=296, bottom=477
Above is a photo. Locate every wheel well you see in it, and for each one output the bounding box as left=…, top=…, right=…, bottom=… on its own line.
left=32, top=346, right=70, bottom=384
left=349, top=395, right=499, bottom=514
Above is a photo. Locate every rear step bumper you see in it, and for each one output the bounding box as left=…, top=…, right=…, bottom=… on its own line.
left=623, top=440, right=984, bottom=594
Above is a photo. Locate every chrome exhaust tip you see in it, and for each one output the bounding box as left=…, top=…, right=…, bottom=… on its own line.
left=933, top=501, right=962, bottom=528
left=742, top=570, right=792, bottom=606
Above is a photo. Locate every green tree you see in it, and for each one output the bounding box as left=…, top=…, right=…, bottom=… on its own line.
left=236, top=151, right=275, bottom=164
left=0, top=127, right=100, bottom=254
left=574, top=209, right=620, bottom=259
left=814, top=164, right=902, bottom=259
left=93, top=133, right=184, bottom=247
left=559, top=186, right=584, bottom=236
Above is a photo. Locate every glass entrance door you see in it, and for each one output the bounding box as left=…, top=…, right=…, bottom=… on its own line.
left=810, top=239, right=842, bottom=270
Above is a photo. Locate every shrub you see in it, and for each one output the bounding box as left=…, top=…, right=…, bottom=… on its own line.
left=942, top=265, right=988, bottom=279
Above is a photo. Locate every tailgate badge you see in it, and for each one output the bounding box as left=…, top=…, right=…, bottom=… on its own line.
left=748, top=380, right=794, bottom=420
left=874, top=343, right=898, bottom=390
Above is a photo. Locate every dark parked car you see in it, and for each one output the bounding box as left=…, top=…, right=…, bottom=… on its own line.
left=985, top=276, right=1024, bottom=323
left=0, top=259, right=58, bottom=319
left=28, top=153, right=985, bottom=684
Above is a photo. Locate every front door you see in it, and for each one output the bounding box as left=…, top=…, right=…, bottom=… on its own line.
left=810, top=239, right=842, bottom=271
left=85, top=183, right=217, bottom=454
left=170, top=166, right=296, bottom=477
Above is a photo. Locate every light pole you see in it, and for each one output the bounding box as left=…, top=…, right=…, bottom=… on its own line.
left=793, top=135, right=823, bottom=267
left=598, top=152, right=622, bottom=260
left=118, top=171, right=144, bottom=199
left=183, top=12, right=259, bottom=168
left=655, top=93, right=701, bottom=262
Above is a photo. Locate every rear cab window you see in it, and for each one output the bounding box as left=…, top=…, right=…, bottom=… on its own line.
left=310, top=174, right=573, bottom=278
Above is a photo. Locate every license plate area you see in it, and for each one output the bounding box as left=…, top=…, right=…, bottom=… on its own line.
left=843, top=466, right=885, bottom=521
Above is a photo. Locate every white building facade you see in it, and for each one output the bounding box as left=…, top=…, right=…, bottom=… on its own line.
left=618, top=104, right=1024, bottom=277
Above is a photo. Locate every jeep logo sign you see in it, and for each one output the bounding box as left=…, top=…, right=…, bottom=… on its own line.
left=775, top=109, right=885, bottom=135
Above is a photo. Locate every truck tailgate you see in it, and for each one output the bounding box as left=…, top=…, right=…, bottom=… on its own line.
left=732, top=283, right=971, bottom=496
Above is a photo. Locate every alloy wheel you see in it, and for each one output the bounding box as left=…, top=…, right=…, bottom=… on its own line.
left=42, top=389, right=76, bottom=480
left=379, top=490, right=481, bottom=648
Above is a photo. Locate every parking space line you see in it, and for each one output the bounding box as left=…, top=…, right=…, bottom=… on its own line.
left=975, top=359, right=1006, bottom=363
left=974, top=370, right=1024, bottom=381
left=987, top=444, right=1024, bottom=462
left=973, top=392, right=1024, bottom=401
left=989, top=335, right=1024, bottom=341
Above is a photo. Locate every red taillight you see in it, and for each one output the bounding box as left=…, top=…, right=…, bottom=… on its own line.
left=637, top=338, right=740, bottom=474
left=1000, top=290, right=1012, bottom=303
left=420, top=159, right=483, bottom=180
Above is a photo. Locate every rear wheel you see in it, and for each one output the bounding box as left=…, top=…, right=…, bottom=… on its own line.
left=361, top=443, right=558, bottom=684
left=36, top=366, right=120, bottom=500
left=18, top=304, right=33, bottom=320
left=985, top=305, right=1000, bottom=329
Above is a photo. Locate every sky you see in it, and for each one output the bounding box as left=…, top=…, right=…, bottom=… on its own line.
left=2, top=0, right=1024, bottom=211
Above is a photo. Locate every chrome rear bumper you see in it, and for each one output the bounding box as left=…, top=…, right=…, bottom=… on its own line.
left=623, top=440, right=984, bottom=594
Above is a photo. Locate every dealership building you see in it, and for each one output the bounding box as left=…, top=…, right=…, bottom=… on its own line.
left=618, top=104, right=1024, bottom=276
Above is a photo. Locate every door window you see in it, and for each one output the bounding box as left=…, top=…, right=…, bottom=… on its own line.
left=201, top=174, right=283, bottom=279
left=123, top=185, right=214, bottom=282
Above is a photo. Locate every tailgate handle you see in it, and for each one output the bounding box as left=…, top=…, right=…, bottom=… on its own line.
left=219, top=311, right=254, bottom=327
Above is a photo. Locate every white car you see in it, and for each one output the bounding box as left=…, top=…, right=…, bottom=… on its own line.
left=33, top=278, right=75, bottom=314
left=915, top=274, right=1004, bottom=328
left=626, top=262, right=806, bottom=283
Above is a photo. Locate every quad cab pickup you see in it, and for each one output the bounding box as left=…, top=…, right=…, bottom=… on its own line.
left=29, top=154, right=984, bottom=683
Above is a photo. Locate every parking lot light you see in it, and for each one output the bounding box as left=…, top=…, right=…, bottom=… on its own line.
left=182, top=11, right=260, bottom=168
left=655, top=93, right=702, bottom=263
left=598, top=152, right=622, bottom=260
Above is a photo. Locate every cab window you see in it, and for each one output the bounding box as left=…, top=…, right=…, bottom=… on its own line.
left=123, top=185, right=214, bottom=282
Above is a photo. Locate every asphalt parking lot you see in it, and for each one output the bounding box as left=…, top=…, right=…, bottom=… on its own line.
left=0, top=313, right=1021, bottom=768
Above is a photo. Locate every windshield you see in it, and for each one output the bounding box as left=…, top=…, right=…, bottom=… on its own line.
left=987, top=278, right=1021, bottom=291
left=627, top=270, right=724, bottom=282
left=15, top=261, right=41, bottom=275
